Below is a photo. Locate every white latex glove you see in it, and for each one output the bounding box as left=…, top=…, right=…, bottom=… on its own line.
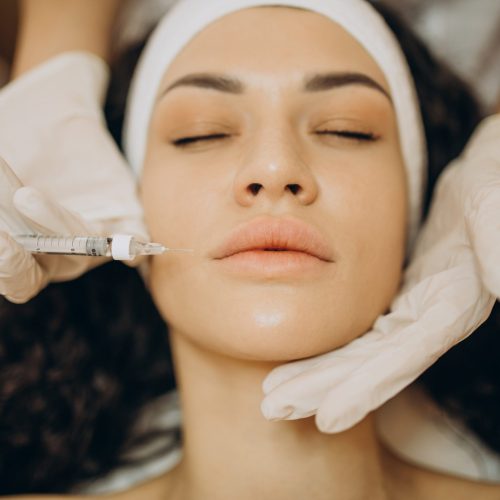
left=261, top=114, right=500, bottom=433
left=0, top=52, right=147, bottom=304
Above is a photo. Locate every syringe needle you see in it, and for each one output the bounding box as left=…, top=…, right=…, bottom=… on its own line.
left=163, top=247, right=194, bottom=254
left=138, top=242, right=194, bottom=256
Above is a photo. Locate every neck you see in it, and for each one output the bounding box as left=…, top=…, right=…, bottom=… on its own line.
left=167, top=331, right=393, bottom=500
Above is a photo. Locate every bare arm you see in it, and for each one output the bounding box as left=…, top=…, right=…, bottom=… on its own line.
left=12, top=0, right=122, bottom=77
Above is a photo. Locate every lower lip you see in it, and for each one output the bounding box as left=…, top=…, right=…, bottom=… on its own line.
left=214, top=250, right=330, bottom=277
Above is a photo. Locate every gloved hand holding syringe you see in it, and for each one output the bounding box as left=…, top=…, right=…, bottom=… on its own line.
left=0, top=148, right=192, bottom=302
left=13, top=234, right=193, bottom=261
left=0, top=52, right=179, bottom=303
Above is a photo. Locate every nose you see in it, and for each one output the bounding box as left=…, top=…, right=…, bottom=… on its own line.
left=233, top=129, right=319, bottom=208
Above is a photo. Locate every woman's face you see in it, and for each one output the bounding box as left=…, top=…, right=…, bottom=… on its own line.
left=141, top=7, right=407, bottom=361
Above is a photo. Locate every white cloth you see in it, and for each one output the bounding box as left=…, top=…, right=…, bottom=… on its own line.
left=117, top=0, right=500, bottom=111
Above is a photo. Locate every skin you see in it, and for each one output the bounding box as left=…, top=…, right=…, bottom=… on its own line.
left=6, top=6, right=500, bottom=500
left=12, top=0, right=121, bottom=78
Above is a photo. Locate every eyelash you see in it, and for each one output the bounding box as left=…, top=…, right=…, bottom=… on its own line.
left=171, top=129, right=378, bottom=147
left=172, top=133, right=229, bottom=147
left=316, top=129, right=378, bottom=142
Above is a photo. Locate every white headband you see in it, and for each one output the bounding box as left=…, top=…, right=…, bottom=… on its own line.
left=123, top=0, right=427, bottom=248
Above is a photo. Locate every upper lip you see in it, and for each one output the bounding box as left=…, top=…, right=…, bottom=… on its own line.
left=211, top=216, right=334, bottom=262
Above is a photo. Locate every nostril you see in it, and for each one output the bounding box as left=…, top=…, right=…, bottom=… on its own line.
left=248, top=183, right=262, bottom=195
left=287, top=184, right=301, bottom=195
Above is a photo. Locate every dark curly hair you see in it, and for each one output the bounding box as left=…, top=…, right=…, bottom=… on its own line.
left=0, top=1, right=497, bottom=494
left=0, top=263, right=177, bottom=494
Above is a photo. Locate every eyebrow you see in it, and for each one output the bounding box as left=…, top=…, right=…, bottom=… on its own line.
left=163, top=73, right=244, bottom=95
left=304, top=72, right=391, bottom=101
left=160, top=71, right=391, bottom=101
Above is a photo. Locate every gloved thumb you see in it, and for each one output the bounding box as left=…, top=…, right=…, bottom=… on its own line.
left=0, top=230, right=48, bottom=303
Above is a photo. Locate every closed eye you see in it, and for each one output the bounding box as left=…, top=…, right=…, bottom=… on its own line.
left=172, top=133, right=230, bottom=147
left=171, top=130, right=377, bottom=147
left=316, top=130, right=378, bottom=141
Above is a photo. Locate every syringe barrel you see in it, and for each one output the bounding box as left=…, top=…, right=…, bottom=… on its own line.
left=15, top=235, right=112, bottom=257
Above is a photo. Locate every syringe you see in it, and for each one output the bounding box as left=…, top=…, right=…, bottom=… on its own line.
left=13, top=234, right=193, bottom=261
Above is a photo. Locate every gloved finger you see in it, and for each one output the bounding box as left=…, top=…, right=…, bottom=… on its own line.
left=315, top=264, right=494, bottom=434
left=260, top=335, right=378, bottom=420
left=315, top=340, right=422, bottom=433
left=0, top=230, right=48, bottom=303
left=261, top=362, right=348, bottom=421
left=464, top=162, right=500, bottom=297
left=262, top=348, right=343, bottom=395
left=13, top=186, right=95, bottom=235
left=262, top=326, right=387, bottom=397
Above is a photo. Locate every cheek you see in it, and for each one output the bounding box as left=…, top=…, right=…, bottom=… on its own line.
left=140, top=151, right=218, bottom=247
left=328, top=154, right=407, bottom=333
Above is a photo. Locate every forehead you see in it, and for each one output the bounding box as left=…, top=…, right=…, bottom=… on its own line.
left=161, top=6, right=389, bottom=92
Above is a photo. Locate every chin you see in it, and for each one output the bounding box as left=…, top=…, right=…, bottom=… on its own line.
left=149, top=256, right=397, bottom=362
left=174, top=318, right=348, bottom=362
left=156, top=285, right=363, bottom=362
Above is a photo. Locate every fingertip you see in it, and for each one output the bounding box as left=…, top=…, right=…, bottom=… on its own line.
left=315, top=396, right=340, bottom=433
left=315, top=406, right=360, bottom=434
left=315, top=412, right=333, bottom=433
left=260, top=398, right=295, bottom=421
left=315, top=414, right=345, bottom=434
